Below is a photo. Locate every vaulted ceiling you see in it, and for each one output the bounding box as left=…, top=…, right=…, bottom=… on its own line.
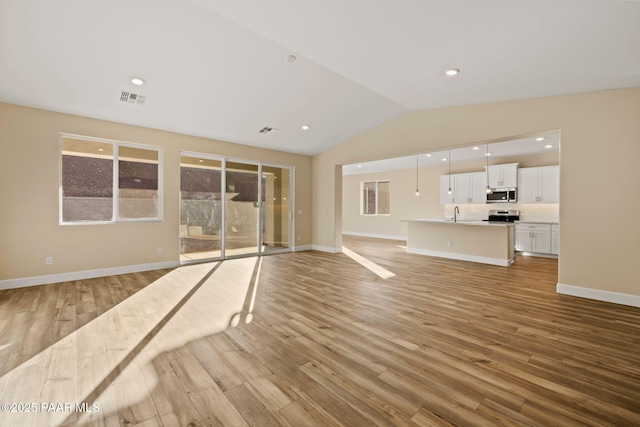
left=1, top=1, right=639, bottom=155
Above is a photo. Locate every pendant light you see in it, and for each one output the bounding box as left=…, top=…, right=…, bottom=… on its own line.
left=485, top=144, right=493, bottom=194
left=415, top=154, right=420, bottom=196
left=447, top=150, right=452, bottom=195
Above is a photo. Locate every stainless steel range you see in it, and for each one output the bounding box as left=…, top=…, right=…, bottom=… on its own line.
left=483, top=209, right=520, bottom=222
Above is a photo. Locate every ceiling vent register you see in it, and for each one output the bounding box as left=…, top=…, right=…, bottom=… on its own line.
left=120, top=90, right=146, bottom=105
left=258, top=126, right=277, bottom=134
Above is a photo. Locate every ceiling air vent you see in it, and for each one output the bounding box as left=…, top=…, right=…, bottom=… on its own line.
left=258, top=126, right=277, bottom=134
left=120, top=90, right=146, bottom=105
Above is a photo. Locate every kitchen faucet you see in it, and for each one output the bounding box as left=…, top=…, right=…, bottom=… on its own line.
left=454, top=206, right=459, bottom=223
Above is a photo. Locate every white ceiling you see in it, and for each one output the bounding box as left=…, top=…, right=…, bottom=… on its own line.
left=342, top=133, right=560, bottom=175
left=1, top=1, right=639, bottom=156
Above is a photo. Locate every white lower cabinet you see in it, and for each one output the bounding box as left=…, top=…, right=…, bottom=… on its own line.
left=515, top=223, right=557, bottom=255
left=551, top=224, right=559, bottom=255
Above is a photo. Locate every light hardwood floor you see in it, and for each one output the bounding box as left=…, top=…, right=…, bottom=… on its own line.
left=1, top=235, right=639, bottom=426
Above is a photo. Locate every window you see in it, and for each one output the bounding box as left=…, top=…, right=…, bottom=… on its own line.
left=361, top=180, right=390, bottom=215
left=60, top=134, right=162, bottom=224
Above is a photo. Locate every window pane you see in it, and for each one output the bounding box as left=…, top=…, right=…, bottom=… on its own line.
left=118, top=146, right=159, bottom=220
left=180, top=156, right=223, bottom=261
left=362, top=182, right=376, bottom=215
left=225, top=161, right=259, bottom=256
left=61, top=138, right=113, bottom=222
left=262, top=165, right=290, bottom=253
left=378, top=181, right=390, bottom=214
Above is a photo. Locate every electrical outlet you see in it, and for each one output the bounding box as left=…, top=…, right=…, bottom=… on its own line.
left=447, top=241, right=452, bottom=247
left=45, top=257, right=53, bottom=265
left=157, top=248, right=163, bottom=255
left=297, top=236, right=301, bottom=241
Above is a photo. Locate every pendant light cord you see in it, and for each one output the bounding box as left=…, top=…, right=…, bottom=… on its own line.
left=415, top=154, right=419, bottom=195
left=486, top=144, right=493, bottom=194
left=447, top=150, right=452, bottom=195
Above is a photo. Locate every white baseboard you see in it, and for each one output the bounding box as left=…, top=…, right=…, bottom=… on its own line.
left=342, top=231, right=407, bottom=241
left=406, top=248, right=512, bottom=267
left=311, top=245, right=341, bottom=254
left=293, top=245, right=312, bottom=252
left=0, top=261, right=180, bottom=291
left=557, top=283, right=640, bottom=308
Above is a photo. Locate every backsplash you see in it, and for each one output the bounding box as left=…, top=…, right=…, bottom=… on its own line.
left=443, top=203, right=558, bottom=222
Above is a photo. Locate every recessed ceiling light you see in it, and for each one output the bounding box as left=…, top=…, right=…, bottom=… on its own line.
left=301, top=124, right=310, bottom=130
left=131, top=77, right=145, bottom=86
left=426, top=154, right=432, bottom=157
left=545, top=144, right=553, bottom=149
left=445, top=68, right=460, bottom=77
left=286, top=54, right=297, bottom=63
left=485, top=152, right=492, bottom=156
left=357, top=165, right=362, bottom=168
left=472, top=146, right=480, bottom=150
left=199, top=159, right=204, bottom=163
left=442, top=158, right=447, bottom=162
left=536, top=137, right=545, bottom=141
left=98, top=148, right=104, bottom=152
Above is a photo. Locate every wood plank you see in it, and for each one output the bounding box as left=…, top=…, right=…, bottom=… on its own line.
left=0, top=236, right=639, bottom=425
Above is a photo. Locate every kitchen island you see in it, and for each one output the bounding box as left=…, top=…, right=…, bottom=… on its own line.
left=402, top=219, right=515, bottom=267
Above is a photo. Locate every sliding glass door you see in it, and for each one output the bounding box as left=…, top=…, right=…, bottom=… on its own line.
left=225, top=161, right=260, bottom=257
left=179, top=155, right=223, bottom=262
left=261, top=164, right=291, bottom=254
left=180, top=153, right=292, bottom=263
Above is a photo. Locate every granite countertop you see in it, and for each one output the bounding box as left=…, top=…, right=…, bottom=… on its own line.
left=515, top=220, right=559, bottom=224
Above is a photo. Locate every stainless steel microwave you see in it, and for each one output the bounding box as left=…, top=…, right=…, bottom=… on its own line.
left=486, top=188, right=517, bottom=203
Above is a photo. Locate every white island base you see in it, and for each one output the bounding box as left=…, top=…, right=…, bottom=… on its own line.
left=402, top=220, right=515, bottom=267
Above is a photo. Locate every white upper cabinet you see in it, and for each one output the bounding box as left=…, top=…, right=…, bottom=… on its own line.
left=463, top=172, right=487, bottom=204
left=487, top=163, right=518, bottom=188
left=440, top=175, right=455, bottom=204
left=518, top=166, right=559, bottom=203
left=453, top=175, right=469, bottom=204
left=442, top=172, right=486, bottom=204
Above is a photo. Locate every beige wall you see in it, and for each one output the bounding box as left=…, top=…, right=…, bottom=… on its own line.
left=315, top=88, right=640, bottom=297
left=406, top=221, right=512, bottom=262
left=342, top=167, right=443, bottom=239
left=0, top=103, right=312, bottom=282
left=342, top=152, right=560, bottom=237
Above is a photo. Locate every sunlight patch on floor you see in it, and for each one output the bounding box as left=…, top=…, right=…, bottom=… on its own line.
left=342, top=246, right=396, bottom=279
left=0, top=258, right=261, bottom=426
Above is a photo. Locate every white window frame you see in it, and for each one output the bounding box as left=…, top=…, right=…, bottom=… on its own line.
left=360, top=180, right=390, bottom=216
left=59, top=133, right=163, bottom=225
